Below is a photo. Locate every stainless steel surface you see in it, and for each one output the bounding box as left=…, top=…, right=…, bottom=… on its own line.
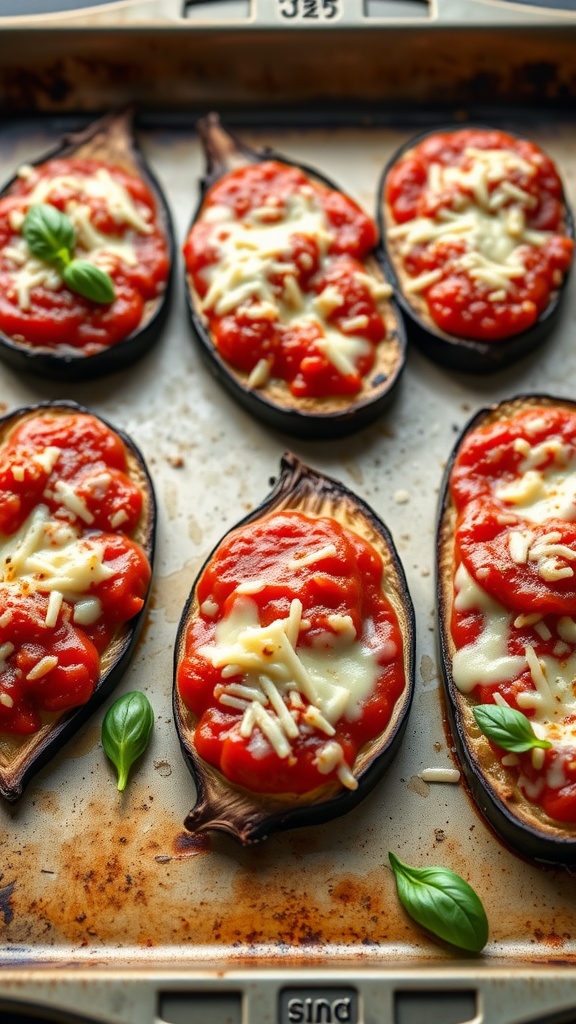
left=1, top=0, right=576, bottom=25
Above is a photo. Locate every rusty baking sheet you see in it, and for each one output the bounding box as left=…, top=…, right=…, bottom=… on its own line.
left=1, top=15, right=576, bottom=1014
left=0, top=107, right=574, bottom=968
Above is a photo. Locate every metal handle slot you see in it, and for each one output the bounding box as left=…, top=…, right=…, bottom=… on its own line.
left=363, top=0, right=430, bottom=17
left=183, top=0, right=251, bottom=20
left=394, top=990, right=478, bottom=1024
left=158, top=992, right=243, bottom=1024
left=0, top=1005, right=98, bottom=1024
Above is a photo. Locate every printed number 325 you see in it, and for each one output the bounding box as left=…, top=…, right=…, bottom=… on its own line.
left=279, top=0, right=340, bottom=18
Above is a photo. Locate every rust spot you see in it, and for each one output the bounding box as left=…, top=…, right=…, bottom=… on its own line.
left=173, top=831, right=212, bottom=857
left=533, top=929, right=570, bottom=948
left=0, top=878, right=15, bottom=925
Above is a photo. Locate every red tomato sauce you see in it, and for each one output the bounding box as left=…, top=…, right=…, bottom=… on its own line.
left=183, top=161, right=387, bottom=399
left=177, top=510, right=406, bottom=794
left=0, top=158, right=170, bottom=354
left=448, top=405, right=576, bottom=822
left=385, top=129, right=573, bottom=342
left=0, top=412, right=151, bottom=736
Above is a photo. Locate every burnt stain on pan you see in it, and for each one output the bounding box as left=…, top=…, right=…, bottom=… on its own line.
left=0, top=794, right=575, bottom=958
left=0, top=877, right=15, bottom=926
left=173, top=831, right=212, bottom=857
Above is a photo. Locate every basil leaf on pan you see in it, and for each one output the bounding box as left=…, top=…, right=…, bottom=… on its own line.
left=63, top=260, right=116, bottom=305
left=389, top=852, right=489, bottom=953
left=473, top=704, right=551, bottom=753
left=23, top=202, right=75, bottom=265
left=102, top=691, right=155, bottom=792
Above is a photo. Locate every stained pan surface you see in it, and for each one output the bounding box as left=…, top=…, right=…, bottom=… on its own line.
left=0, top=102, right=576, bottom=1021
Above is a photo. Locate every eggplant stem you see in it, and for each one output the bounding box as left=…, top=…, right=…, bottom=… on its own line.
left=197, top=112, right=254, bottom=181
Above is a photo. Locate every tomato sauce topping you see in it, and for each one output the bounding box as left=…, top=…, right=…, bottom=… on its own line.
left=385, top=129, right=573, bottom=342
left=177, top=510, right=405, bottom=794
left=0, top=411, right=151, bottom=736
left=183, top=161, right=390, bottom=399
left=0, top=157, right=170, bottom=354
left=448, top=404, right=576, bottom=823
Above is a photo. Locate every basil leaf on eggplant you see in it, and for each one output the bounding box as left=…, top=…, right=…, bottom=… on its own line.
left=0, top=400, right=156, bottom=802
left=473, top=704, right=551, bottom=754
left=184, top=113, right=406, bottom=439
left=437, top=394, right=576, bottom=865
left=63, top=259, right=116, bottom=305
left=173, top=452, right=415, bottom=844
left=377, top=126, right=574, bottom=375
left=0, top=109, right=174, bottom=381
left=23, top=202, right=76, bottom=265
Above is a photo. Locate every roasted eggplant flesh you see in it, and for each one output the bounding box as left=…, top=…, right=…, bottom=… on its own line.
left=0, top=400, right=155, bottom=801
left=378, top=127, right=574, bottom=373
left=174, top=452, right=415, bottom=844
left=437, top=395, right=576, bottom=863
left=183, top=114, right=405, bottom=438
left=0, top=110, right=174, bottom=380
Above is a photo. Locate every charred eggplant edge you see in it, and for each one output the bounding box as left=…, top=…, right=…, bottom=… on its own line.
left=436, top=394, right=576, bottom=865
left=377, top=125, right=575, bottom=376
left=0, top=109, right=174, bottom=382
left=0, top=399, right=156, bottom=801
left=173, top=451, right=415, bottom=844
left=184, top=115, right=406, bottom=440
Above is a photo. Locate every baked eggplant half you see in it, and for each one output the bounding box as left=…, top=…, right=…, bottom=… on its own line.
left=437, top=395, right=576, bottom=864
left=174, top=452, right=415, bottom=844
left=0, top=400, right=155, bottom=801
left=378, top=126, right=574, bottom=374
left=0, top=109, right=174, bottom=380
left=183, top=114, right=406, bottom=439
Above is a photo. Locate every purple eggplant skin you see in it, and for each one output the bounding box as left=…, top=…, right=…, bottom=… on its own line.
left=184, top=114, right=406, bottom=440
left=0, top=110, right=174, bottom=382
left=173, top=452, right=416, bottom=845
left=377, top=126, right=575, bottom=376
left=0, top=400, right=156, bottom=802
left=436, top=394, right=576, bottom=866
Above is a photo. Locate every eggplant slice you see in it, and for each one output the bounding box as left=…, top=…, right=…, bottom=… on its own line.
left=0, top=109, right=174, bottom=381
left=184, top=114, right=406, bottom=440
left=174, top=452, right=415, bottom=844
left=377, top=127, right=575, bottom=375
left=0, top=400, right=156, bottom=801
left=437, top=395, right=576, bottom=865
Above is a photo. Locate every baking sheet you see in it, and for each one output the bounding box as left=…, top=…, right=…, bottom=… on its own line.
left=0, top=112, right=576, bottom=1019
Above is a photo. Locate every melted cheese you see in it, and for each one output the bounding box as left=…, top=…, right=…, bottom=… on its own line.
left=5, top=165, right=153, bottom=310
left=0, top=504, right=114, bottom=600
left=452, top=564, right=526, bottom=692
left=392, top=143, right=553, bottom=297
left=495, top=439, right=576, bottom=522
left=453, top=562, right=576, bottom=793
left=198, top=595, right=386, bottom=789
left=451, top=422, right=576, bottom=803
left=198, top=186, right=383, bottom=383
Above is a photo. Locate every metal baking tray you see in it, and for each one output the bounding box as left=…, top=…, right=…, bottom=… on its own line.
left=1, top=4, right=576, bottom=1022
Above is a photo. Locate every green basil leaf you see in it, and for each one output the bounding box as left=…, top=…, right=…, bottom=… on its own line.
left=473, top=703, right=551, bottom=753
left=63, top=260, right=116, bottom=304
left=389, top=852, right=489, bottom=953
left=23, top=203, right=75, bottom=264
left=102, top=691, right=154, bottom=792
